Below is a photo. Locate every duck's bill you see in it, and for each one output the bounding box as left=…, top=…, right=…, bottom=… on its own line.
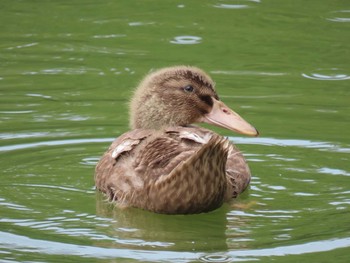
left=200, top=98, right=259, bottom=137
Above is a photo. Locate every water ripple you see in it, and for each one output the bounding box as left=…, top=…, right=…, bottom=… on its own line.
left=317, top=167, right=350, bottom=177
left=0, top=132, right=55, bottom=140
left=22, top=67, right=101, bottom=75
left=0, top=110, right=34, bottom=114
left=294, top=192, right=319, bottom=197
left=170, top=36, right=202, bottom=45
left=1, top=231, right=349, bottom=262
left=213, top=0, right=260, bottom=9
left=92, top=34, right=126, bottom=39
left=302, top=68, right=350, bottom=80
left=200, top=254, right=232, bottom=262
left=128, top=21, right=155, bottom=26
left=327, top=10, right=350, bottom=23
left=214, top=4, right=250, bottom=9
left=80, top=157, right=100, bottom=166
left=230, top=137, right=350, bottom=153
left=1, top=137, right=348, bottom=153
left=0, top=138, right=113, bottom=152
left=26, top=93, right=53, bottom=99
left=12, top=183, right=94, bottom=194
left=211, top=70, right=287, bottom=76
left=6, top=42, right=38, bottom=50
left=229, top=210, right=295, bottom=218
left=0, top=199, right=32, bottom=212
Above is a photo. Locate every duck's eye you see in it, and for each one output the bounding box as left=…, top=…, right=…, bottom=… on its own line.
left=183, top=85, right=194, bottom=93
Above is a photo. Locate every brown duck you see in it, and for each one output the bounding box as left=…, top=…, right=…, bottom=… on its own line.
left=95, top=66, right=258, bottom=214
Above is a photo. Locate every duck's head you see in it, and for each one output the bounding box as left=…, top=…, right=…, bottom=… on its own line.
left=130, top=66, right=258, bottom=136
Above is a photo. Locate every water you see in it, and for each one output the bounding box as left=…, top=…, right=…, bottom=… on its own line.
left=1, top=0, right=349, bottom=262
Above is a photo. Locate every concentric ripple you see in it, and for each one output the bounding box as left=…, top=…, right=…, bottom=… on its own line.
left=170, top=36, right=202, bottom=44
left=301, top=68, right=350, bottom=80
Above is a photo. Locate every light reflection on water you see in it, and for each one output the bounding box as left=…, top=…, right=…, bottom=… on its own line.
left=22, top=67, right=103, bottom=75
left=1, top=231, right=349, bottom=262
left=213, top=0, right=261, bottom=10
left=170, top=35, right=202, bottom=45
left=230, top=137, right=350, bottom=153
left=301, top=68, right=350, bottom=81
left=327, top=10, right=350, bottom=23
left=213, top=4, right=250, bottom=9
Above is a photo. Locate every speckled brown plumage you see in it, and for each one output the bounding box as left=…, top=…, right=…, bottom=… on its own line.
left=95, top=66, right=258, bottom=214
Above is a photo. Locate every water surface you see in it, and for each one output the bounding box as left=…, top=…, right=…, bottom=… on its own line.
left=1, top=0, right=349, bottom=262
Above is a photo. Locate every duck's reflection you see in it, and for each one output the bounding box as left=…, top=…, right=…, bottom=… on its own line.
left=95, top=192, right=252, bottom=252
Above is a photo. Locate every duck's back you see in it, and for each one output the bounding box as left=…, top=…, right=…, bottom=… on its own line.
left=95, top=126, right=251, bottom=214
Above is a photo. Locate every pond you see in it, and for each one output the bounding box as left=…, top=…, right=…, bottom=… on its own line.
left=1, top=0, right=349, bottom=262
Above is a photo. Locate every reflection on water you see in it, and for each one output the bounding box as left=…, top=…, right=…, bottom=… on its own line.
left=96, top=195, right=231, bottom=251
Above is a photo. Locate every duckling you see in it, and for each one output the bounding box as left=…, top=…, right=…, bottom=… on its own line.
left=95, top=66, right=258, bottom=214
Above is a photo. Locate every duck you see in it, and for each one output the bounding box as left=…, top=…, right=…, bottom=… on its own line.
left=95, top=66, right=258, bottom=214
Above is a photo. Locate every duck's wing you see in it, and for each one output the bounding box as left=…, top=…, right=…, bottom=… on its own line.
left=94, top=128, right=202, bottom=200
left=94, top=129, right=153, bottom=197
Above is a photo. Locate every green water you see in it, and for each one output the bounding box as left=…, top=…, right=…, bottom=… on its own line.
left=1, top=0, right=349, bottom=262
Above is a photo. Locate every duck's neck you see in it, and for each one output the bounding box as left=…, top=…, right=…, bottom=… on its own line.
left=130, top=111, right=190, bottom=130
